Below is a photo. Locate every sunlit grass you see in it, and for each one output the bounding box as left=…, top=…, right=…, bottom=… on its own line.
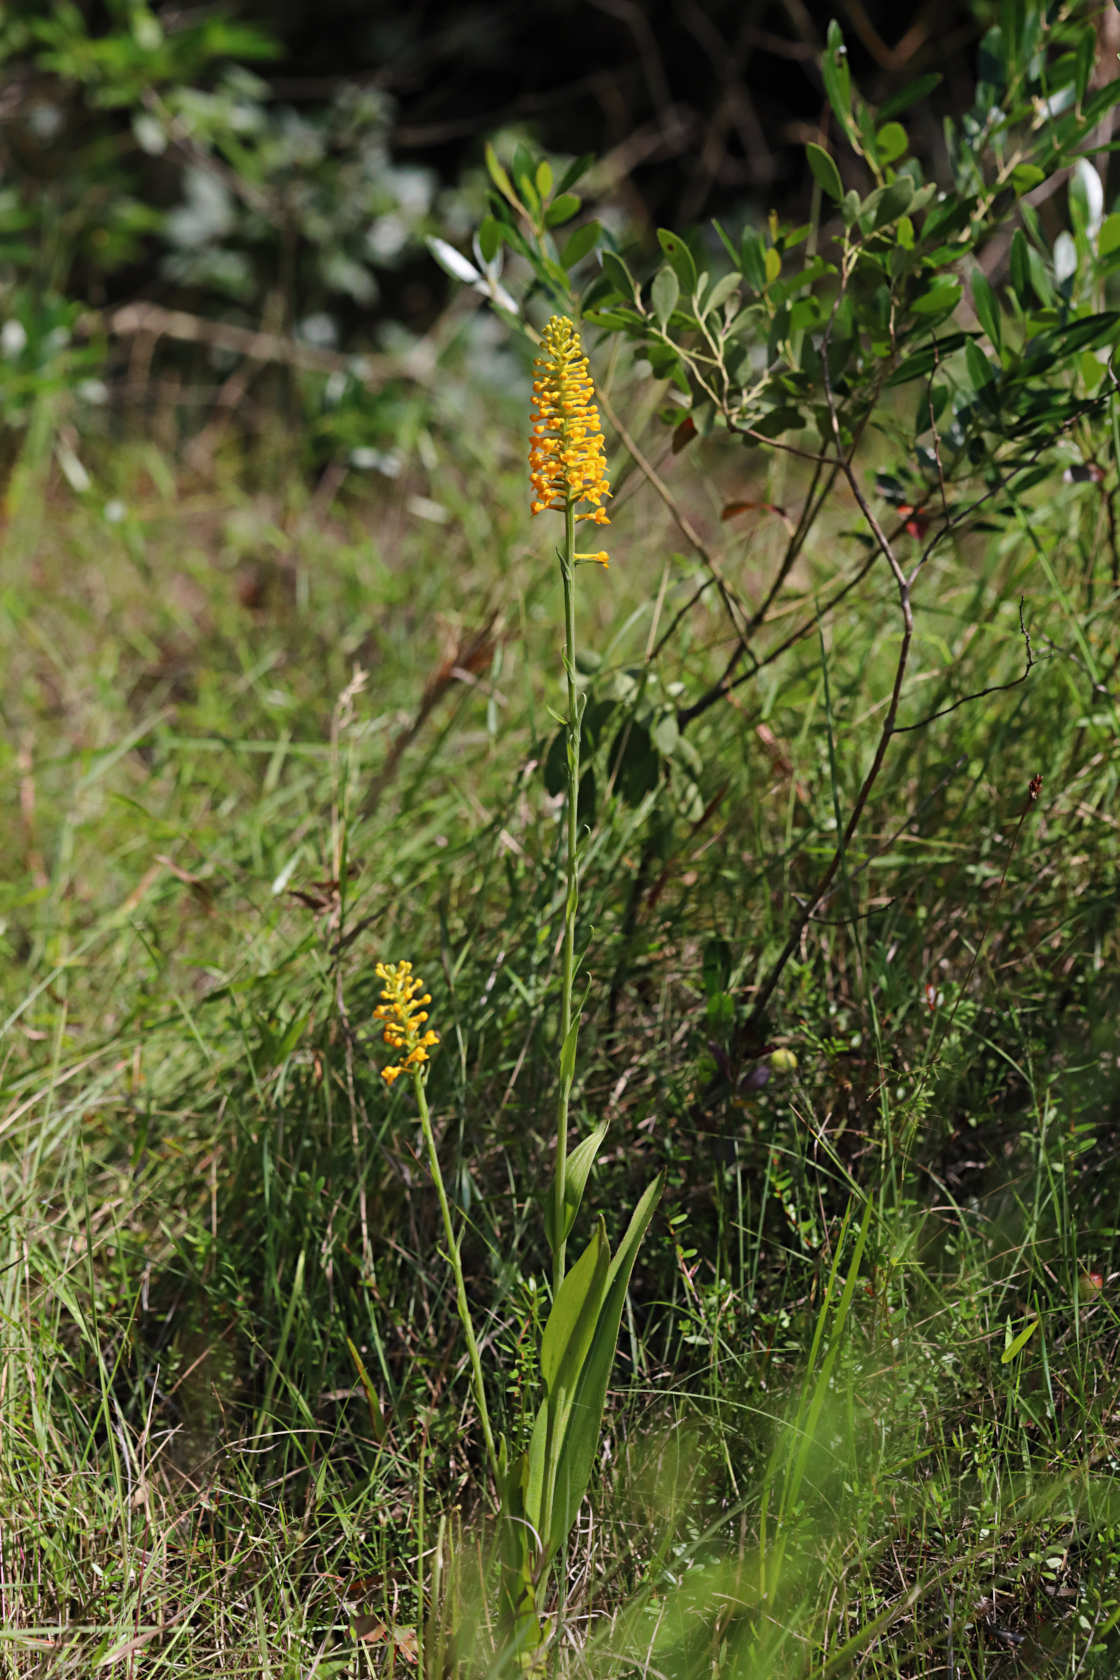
left=3, top=385, right=1120, bottom=1676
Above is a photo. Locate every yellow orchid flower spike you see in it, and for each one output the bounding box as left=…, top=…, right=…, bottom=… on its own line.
left=529, top=315, right=611, bottom=565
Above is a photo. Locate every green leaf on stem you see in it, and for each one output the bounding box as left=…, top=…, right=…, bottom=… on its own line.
left=971, top=269, right=1002, bottom=355
left=560, top=220, right=601, bottom=268
left=651, top=266, right=679, bottom=328
left=740, top=229, right=768, bottom=293
left=1011, top=163, right=1045, bottom=195
left=599, top=250, right=639, bottom=305
left=874, top=122, right=908, bottom=165
left=478, top=215, right=502, bottom=264
left=540, top=1222, right=610, bottom=1396
left=485, top=142, right=519, bottom=209
left=1001, top=1314, right=1040, bottom=1364
left=558, top=1013, right=580, bottom=1091
left=822, top=21, right=853, bottom=141
left=909, top=278, right=961, bottom=318
left=862, top=176, right=914, bottom=232
left=806, top=142, right=843, bottom=203
left=657, top=229, right=698, bottom=294
left=702, top=272, right=741, bottom=317
left=544, top=1174, right=663, bottom=1557
left=553, top=1121, right=609, bottom=1248
left=1099, top=212, right=1120, bottom=260
left=545, top=191, right=582, bottom=228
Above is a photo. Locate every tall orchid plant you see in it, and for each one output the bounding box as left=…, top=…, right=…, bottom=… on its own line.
left=373, top=316, right=662, bottom=1665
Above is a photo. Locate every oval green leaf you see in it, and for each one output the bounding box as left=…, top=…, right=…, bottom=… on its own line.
left=545, top=191, right=581, bottom=228
left=478, top=215, right=502, bottom=264
left=657, top=229, right=697, bottom=293
left=806, top=142, right=843, bottom=202
left=651, top=265, right=679, bottom=328
left=560, top=220, right=601, bottom=269
left=874, top=122, right=908, bottom=165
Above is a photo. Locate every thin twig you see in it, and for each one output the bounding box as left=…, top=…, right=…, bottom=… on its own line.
left=676, top=452, right=842, bottom=727
left=747, top=279, right=914, bottom=1030
left=87, top=300, right=402, bottom=383
left=893, top=599, right=1036, bottom=731
left=597, top=386, right=754, bottom=654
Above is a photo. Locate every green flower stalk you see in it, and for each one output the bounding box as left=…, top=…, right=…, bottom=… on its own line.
left=374, top=961, right=498, bottom=1484
left=529, top=315, right=612, bottom=1297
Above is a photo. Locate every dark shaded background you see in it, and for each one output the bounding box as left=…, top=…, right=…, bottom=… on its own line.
left=3, top=0, right=986, bottom=321
left=254, top=0, right=982, bottom=227
left=0, top=0, right=1018, bottom=455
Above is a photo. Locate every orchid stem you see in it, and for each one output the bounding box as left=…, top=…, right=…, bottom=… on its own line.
left=413, top=1068, right=499, bottom=1488
left=553, top=500, right=580, bottom=1298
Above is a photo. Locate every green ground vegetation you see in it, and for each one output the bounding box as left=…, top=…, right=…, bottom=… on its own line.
left=4, top=8, right=1120, bottom=1677
left=2, top=362, right=1119, bottom=1676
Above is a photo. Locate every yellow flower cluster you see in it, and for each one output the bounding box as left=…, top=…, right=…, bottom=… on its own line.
left=373, top=960, right=439, bottom=1085
left=529, top=315, right=611, bottom=565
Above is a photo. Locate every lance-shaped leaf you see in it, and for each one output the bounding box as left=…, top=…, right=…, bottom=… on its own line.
left=543, top=1120, right=609, bottom=1251
left=503, top=1225, right=610, bottom=1605
left=538, top=1223, right=611, bottom=1543
left=497, top=1433, right=545, bottom=1656
left=544, top=1173, right=663, bottom=1559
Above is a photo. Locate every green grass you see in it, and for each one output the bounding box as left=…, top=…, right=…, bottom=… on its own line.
left=3, top=375, right=1120, bottom=1678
